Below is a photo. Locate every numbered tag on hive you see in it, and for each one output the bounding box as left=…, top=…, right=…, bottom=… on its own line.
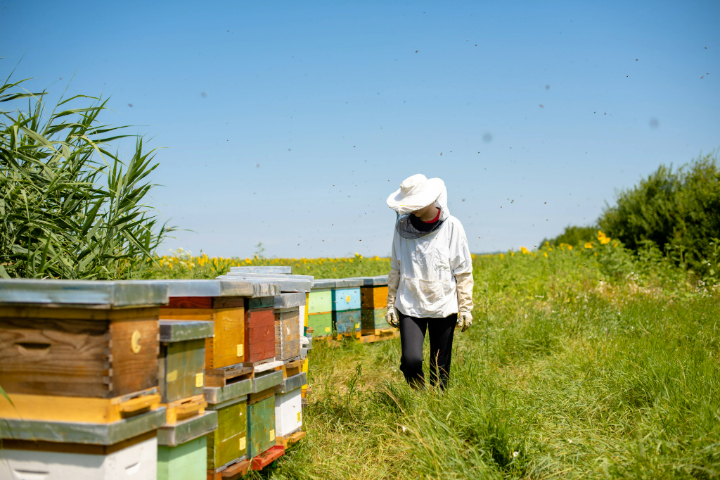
left=297, top=411, right=302, bottom=423
left=269, top=429, right=275, bottom=441
left=195, top=373, right=203, bottom=388
left=325, top=327, right=330, bottom=332
left=237, top=344, right=243, bottom=357
left=166, top=370, right=178, bottom=382
left=239, top=437, right=246, bottom=450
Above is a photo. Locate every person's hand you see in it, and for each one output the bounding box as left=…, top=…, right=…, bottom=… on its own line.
left=386, top=308, right=399, bottom=328
left=457, top=312, right=473, bottom=332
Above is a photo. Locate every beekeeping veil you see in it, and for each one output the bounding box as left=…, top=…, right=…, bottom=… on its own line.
left=386, top=174, right=450, bottom=239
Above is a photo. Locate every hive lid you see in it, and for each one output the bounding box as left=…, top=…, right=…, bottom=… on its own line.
left=157, top=410, right=218, bottom=447
left=231, top=266, right=292, bottom=274
left=0, top=279, right=168, bottom=308
left=358, top=275, right=389, bottom=286
left=335, top=278, right=365, bottom=288
left=153, top=279, right=280, bottom=298
left=311, top=278, right=337, bottom=290
left=159, top=320, right=214, bottom=342
left=274, top=292, right=306, bottom=309
left=219, top=273, right=313, bottom=293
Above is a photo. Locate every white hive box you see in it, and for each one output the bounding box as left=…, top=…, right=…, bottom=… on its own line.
left=274, top=372, right=306, bottom=438
left=0, top=435, right=157, bottom=480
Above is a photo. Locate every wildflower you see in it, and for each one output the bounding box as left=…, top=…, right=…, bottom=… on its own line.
left=568, top=245, right=573, bottom=250
left=499, top=253, right=504, bottom=259
left=584, top=242, right=593, bottom=249
left=543, top=252, right=548, bottom=258
left=598, top=230, right=611, bottom=245
left=520, top=246, right=529, bottom=254
left=513, top=451, right=519, bottom=458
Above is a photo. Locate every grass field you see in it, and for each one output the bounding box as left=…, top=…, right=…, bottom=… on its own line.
left=149, top=243, right=720, bottom=479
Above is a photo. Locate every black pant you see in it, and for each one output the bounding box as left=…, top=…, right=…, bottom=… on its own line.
left=398, top=311, right=457, bottom=390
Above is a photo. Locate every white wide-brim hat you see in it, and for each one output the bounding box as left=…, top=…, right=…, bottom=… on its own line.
left=387, top=174, right=445, bottom=215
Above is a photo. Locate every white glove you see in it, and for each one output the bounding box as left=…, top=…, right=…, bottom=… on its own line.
left=457, top=312, right=473, bottom=332
left=386, top=269, right=401, bottom=328
left=386, top=308, right=399, bottom=328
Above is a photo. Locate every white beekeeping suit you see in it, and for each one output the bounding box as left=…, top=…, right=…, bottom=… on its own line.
left=385, top=174, right=474, bottom=327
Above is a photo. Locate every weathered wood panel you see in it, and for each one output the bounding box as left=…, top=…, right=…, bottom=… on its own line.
left=0, top=307, right=158, bottom=398
left=159, top=339, right=205, bottom=403
left=361, top=308, right=390, bottom=331
left=245, top=308, right=275, bottom=363
left=333, top=310, right=361, bottom=335
left=247, top=395, right=275, bottom=458
left=168, top=297, right=213, bottom=309
left=274, top=309, right=300, bottom=361
left=361, top=286, right=389, bottom=310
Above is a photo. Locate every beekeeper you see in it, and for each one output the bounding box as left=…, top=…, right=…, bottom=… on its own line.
left=386, top=174, right=474, bottom=390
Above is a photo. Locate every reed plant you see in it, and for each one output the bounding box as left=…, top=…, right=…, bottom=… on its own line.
left=0, top=74, right=172, bottom=279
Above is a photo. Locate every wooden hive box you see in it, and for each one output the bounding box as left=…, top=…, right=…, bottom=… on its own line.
left=361, top=285, right=389, bottom=310
left=158, top=435, right=206, bottom=480
left=361, top=307, right=390, bottom=333
left=206, top=395, right=247, bottom=470
left=247, top=389, right=276, bottom=459
left=307, top=312, right=332, bottom=337
left=274, top=293, right=304, bottom=362
left=0, top=431, right=157, bottom=480
left=333, top=309, right=361, bottom=335
left=331, top=287, right=361, bottom=312
left=158, top=280, right=280, bottom=371
left=274, top=372, right=306, bottom=439
left=0, top=280, right=166, bottom=400
left=158, top=320, right=213, bottom=406
left=245, top=301, right=276, bottom=364
left=275, top=308, right=300, bottom=361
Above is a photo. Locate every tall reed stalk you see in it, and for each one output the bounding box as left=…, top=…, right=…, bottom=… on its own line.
left=0, top=73, right=173, bottom=279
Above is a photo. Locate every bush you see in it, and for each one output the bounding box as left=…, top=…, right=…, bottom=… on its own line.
left=541, top=225, right=598, bottom=247
left=0, top=76, right=172, bottom=279
left=599, top=154, right=720, bottom=276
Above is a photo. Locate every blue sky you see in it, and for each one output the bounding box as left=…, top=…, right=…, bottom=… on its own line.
left=3, top=1, right=719, bottom=257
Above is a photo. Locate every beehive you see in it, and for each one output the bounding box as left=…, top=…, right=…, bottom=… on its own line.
left=158, top=279, right=279, bottom=370
left=0, top=432, right=158, bottom=480
left=157, top=436, right=207, bottom=480
left=307, top=280, right=334, bottom=337
left=245, top=303, right=276, bottom=364
left=247, top=389, right=276, bottom=459
left=274, top=293, right=304, bottom=361
left=158, top=320, right=213, bottom=404
left=359, top=276, right=392, bottom=335
left=206, top=396, right=247, bottom=470
left=274, top=372, right=306, bottom=438
left=0, top=280, right=166, bottom=399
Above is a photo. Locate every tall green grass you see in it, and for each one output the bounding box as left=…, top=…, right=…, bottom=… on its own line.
left=233, top=251, right=719, bottom=479
left=0, top=75, right=172, bottom=279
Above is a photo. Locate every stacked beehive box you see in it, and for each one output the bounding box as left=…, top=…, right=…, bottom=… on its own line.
left=157, top=319, right=217, bottom=480
left=359, top=275, right=399, bottom=343
left=306, top=278, right=334, bottom=338
left=0, top=280, right=168, bottom=479
left=332, top=278, right=363, bottom=338
left=158, top=278, right=283, bottom=478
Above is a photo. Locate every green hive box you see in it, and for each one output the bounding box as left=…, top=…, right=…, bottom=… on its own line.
left=247, top=395, right=276, bottom=458
left=158, top=436, right=206, bottom=480
left=308, top=312, right=332, bottom=337
left=307, top=290, right=331, bottom=314
left=207, top=397, right=247, bottom=470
